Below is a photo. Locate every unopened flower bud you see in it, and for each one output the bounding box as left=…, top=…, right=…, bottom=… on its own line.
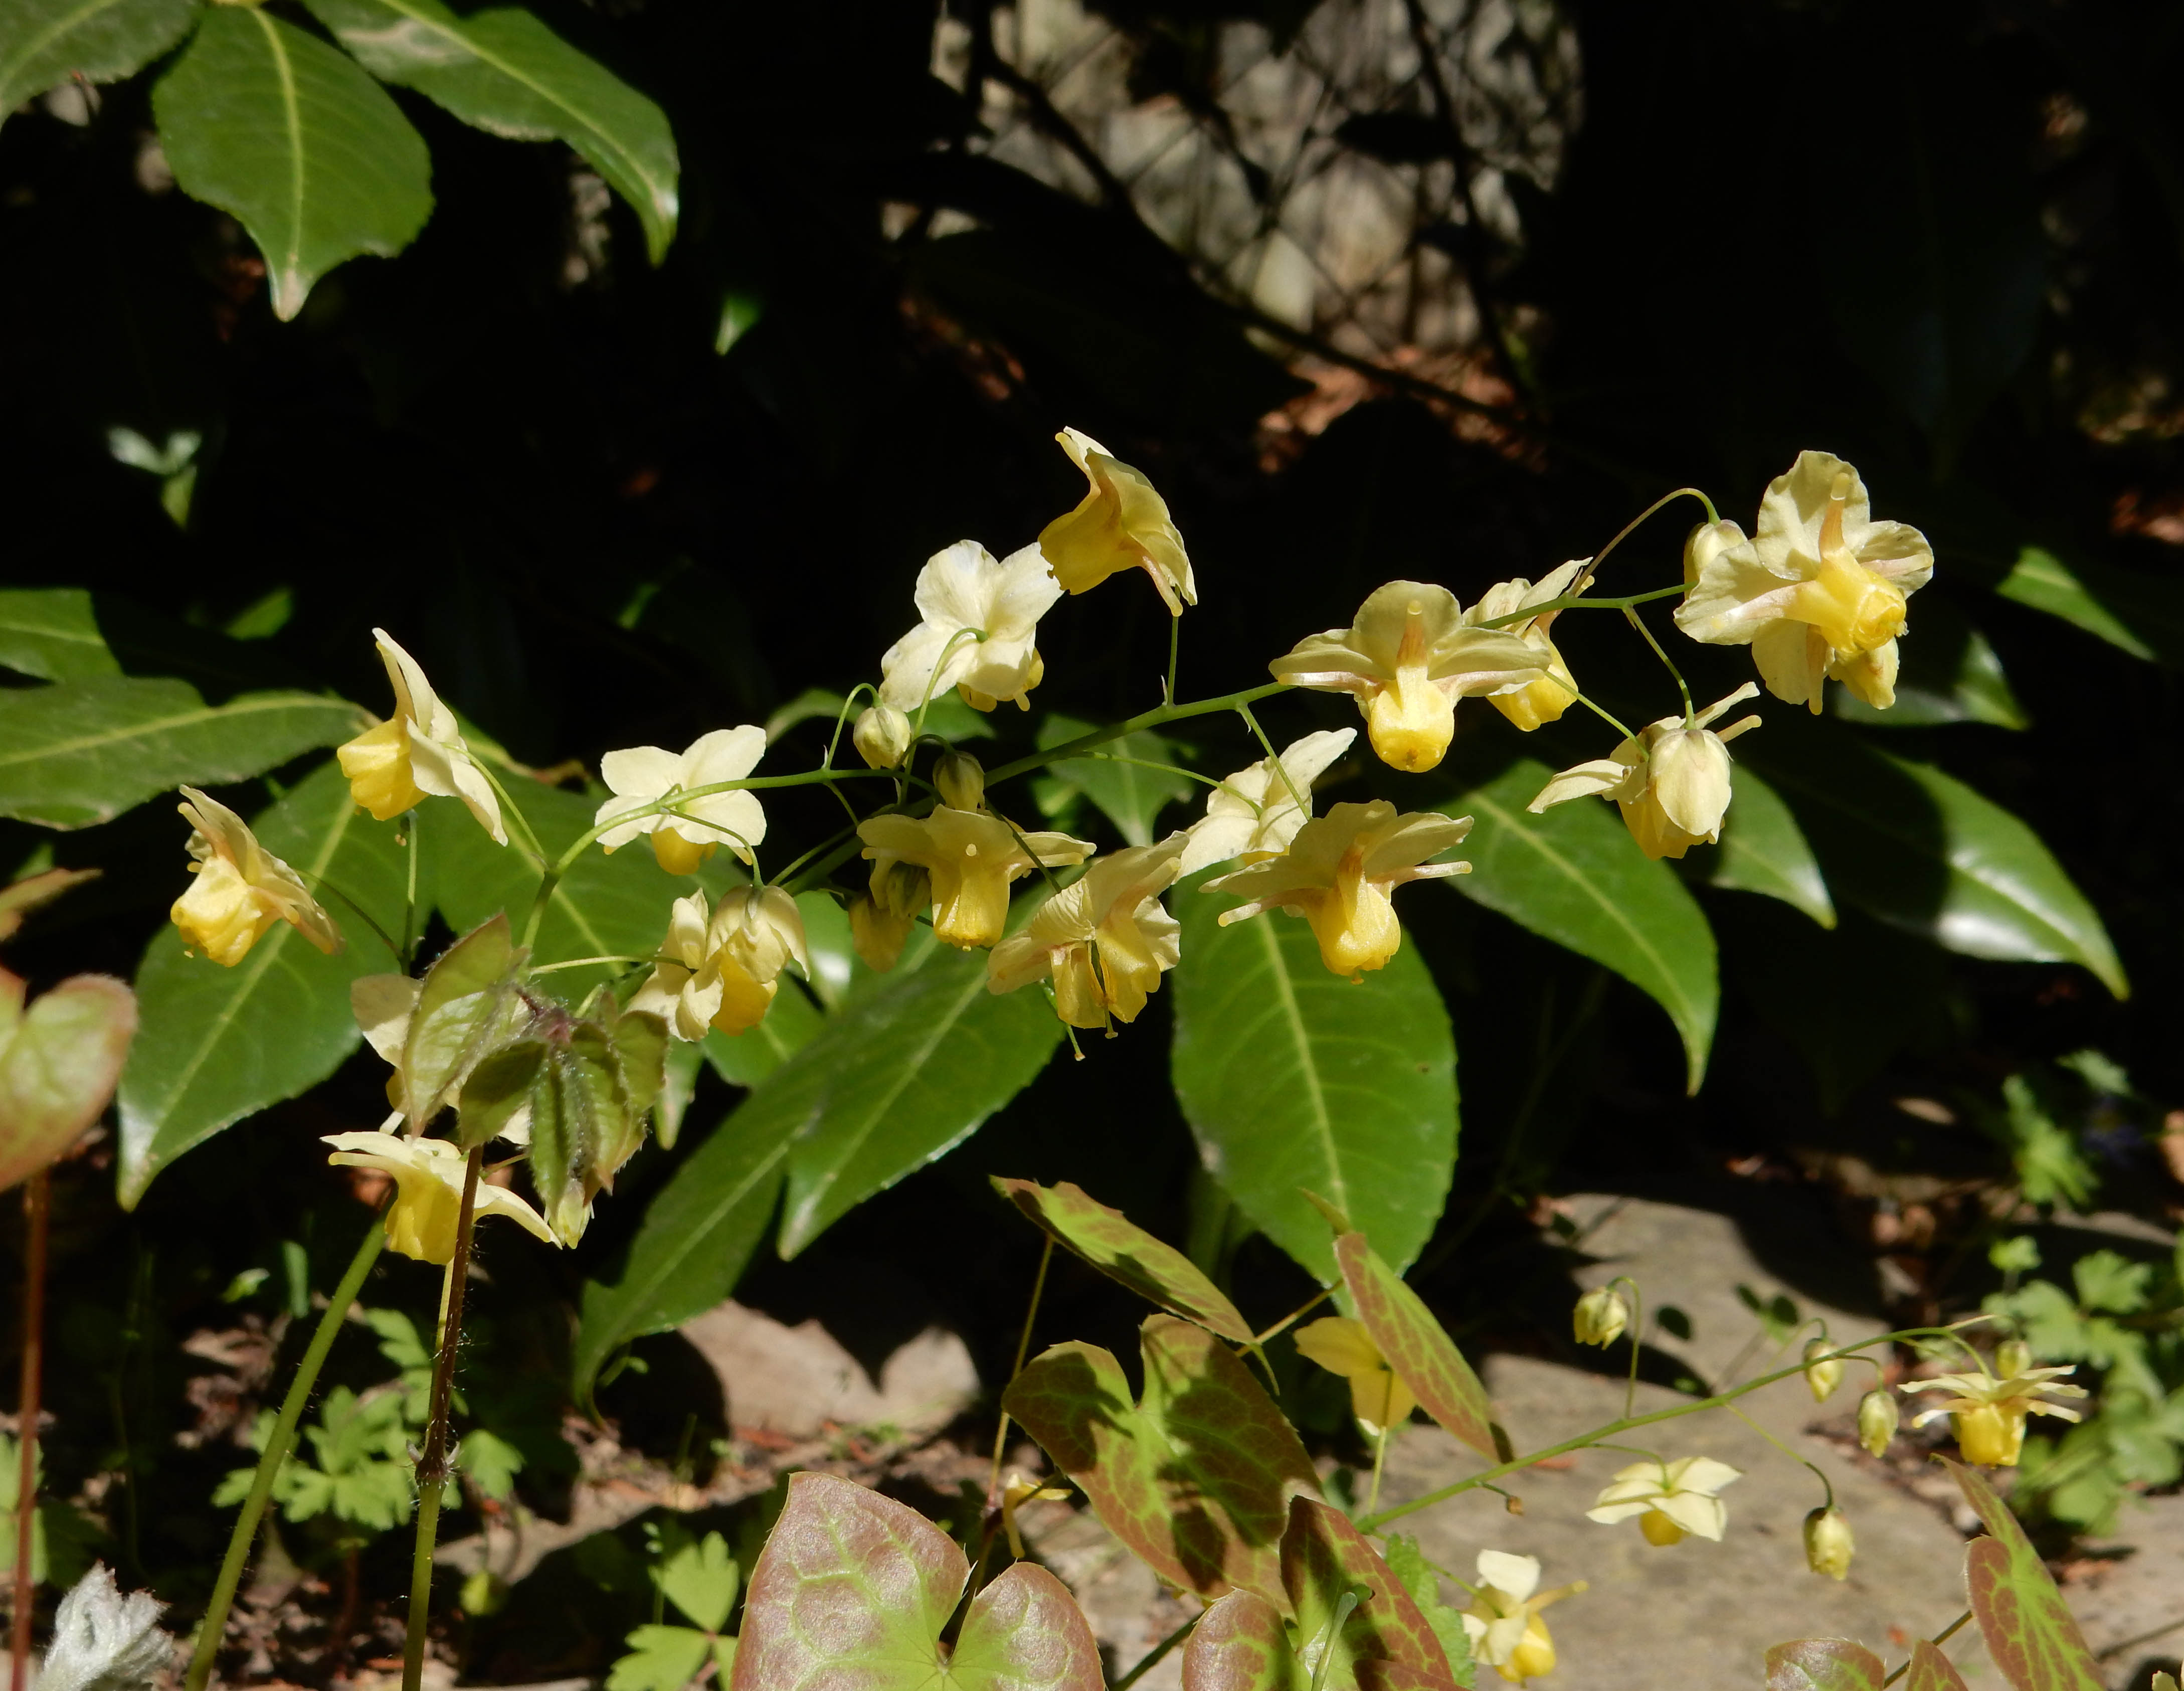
left=935, top=750, right=986, bottom=811
left=1803, top=1337, right=1844, bottom=1403
left=1857, top=1388, right=1898, bottom=1458
left=1996, top=1338, right=2033, bottom=1378
left=1504, top=1493, right=1525, bottom=1516
left=1802, top=1507, right=1854, bottom=1580
left=853, top=704, right=913, bottom=770
left=849, top=894, right=913, bottom=974
left=1572, top=1287, right=1628, bottom=1348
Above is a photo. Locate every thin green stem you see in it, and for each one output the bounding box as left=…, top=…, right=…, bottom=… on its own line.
left=1880, top=1612, right=1971, bottom=1688
left=1076, top=752, right=1233, bottom=792
left=1723, top=1405, right=1833, bottom=1510
left=470, top=765, right=550, bottom=866
left=1368, top=1424, right=1391, bottom=1516
left=401, top=811, right=421, bottom=970
left=915, top=626, right=987, bottom=744
left=1475, top=583, right=1687, bottom=629
left=1234, top=700, right=1310, bottom=816
left=985, top=683, right=1289, bottom=785
left=987, top=1236, right=1056, bottom=1505
left=526, top=955, right=654, bottom=975
left=1575, top=486, right=1719, bottom=594
left=1607, top=1275, right=1644, bottom=1419
left=1165, top=614, right=1180, bottom=707
left=1254, top=1288, right=1333, bottom=1345
left=1623, top=606, right=1694, bottom=724
left=1112, top=1612, right=1202, bottom=1691
left=305, top=873, right=404, bottom=961
left=1571, top=692, right=1639, bottom=743
left=186, top=1219, right=387, bottom=1691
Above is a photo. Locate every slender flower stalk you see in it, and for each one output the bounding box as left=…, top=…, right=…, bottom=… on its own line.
left=11, top=1172, right=47, bottom=1691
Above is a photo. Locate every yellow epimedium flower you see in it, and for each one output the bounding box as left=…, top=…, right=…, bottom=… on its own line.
left=998, top=1472, right=1071, bottom=1560
left=1462, top=559, right=1588, bottom=732
left=631, top=886, right=810, bottom=1040
left=1461, top=1551, right=1584, bottom=1686
left=1907, top=1359, right=2088, bottom=1466
left=1675, top=451, right=1934, bottom=713
left=1177, top=728, right=1355, bottom=877
left=169, top=787, right=341, bottom=967
left=857, top=809, right=1091, bottom=951
left=1270, top=581, right=1545, bottom=773
left=1206, top=800, right=1471, bottom=981
left=1037, top=427, right=1196, bottom=616
left=1585, top=1455, right=1742, bottom=1546
left=1292, top=1317, right=1415, bottom=1436
left=987, top=835, right=1188, bottom=1029
left=321, top=1131, right=555, bottom=1264
left=336, top=629, right=507, bottom=843
left=850, top=860, right=930, bottom=973
left=594, top=727, right=768, bottom=876
left=1803, top=1507, right=1854, bottom=1581
left=1527, top=685, right=1761, bottom=861
left=880, top=540, right=1060, bottom=714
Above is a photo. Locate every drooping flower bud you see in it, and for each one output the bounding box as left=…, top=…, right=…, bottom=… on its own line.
left=935, top=750, right=986, bottom=812
left=1996, top=1337, right=2033, bottom=1378
left=1803, top=1337, right=1844, bottom=1403
left=853, top=703, right=914, bottom=770
left=1572, top=1287, right=1629, bottom=1347
left=1802, top=1507, right=1854, bottom=1580
left=1857, top=1388, right=1899, bottom=1458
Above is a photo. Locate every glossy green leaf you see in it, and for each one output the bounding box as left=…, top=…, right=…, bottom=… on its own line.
left=1996, top=546, right=2180, bottom=663
left=1690, top=763, right=1835, bottom=928
left=299, top=0, right=677, bottom=264
left=1442, top=758, right=1717, bottom=1091
left=776, top=944, right=1062, bottom=1257
left=699, top=986, right=820, bottom=1088
left=153, top=7, right=433, bottom=320
left=0, top=679, right=366, bottom=829
left=0, top=589, right=119, bottom=681
left=729, top=1472, right=1101, bottom=1691
left=1904, top=1641, right=1970, bottom=1691
left=993, top=1176, right=1254, bottom=1344
left=1172, top=872, right=1457, bottom=1283
left=1746, top=727, right=2126, bottom=998
left=0, top=975, right=136, bottom=1195
left=117, top=759, right=404, bottom=1206
left=1039, top=714, right=1192, bottom=845
left=1181, top=1590, right=1298, bottom=1691
left=1945, top=1458, right=2103, bottom=1691
left=1335, top=1231, right=1496, bottom=1457
left=1282, top=1497, right=1460, bottom=1690
left=1763, top=1639, right=1886, bottom=1691
left=1003, top=1314, right=1318, bottom=1604
left=0, top=0, right=200, bottom=128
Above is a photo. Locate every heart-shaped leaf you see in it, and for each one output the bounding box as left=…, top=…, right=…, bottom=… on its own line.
left=729, top=1471, right=1101, bottom=1691
left=1182, top=1590, right=1296, bottom=1691
left=1944, top=1458, right=2102, bottom=1691
left=1689, top=763, right=1835, bottom=929
left=994, top=1176, right=1254, bottom=1344
left=1335, top=1231, right=1496, bottom=1458
left=1764, top=1638, right=1885, bottom=1690
left=1904, top=1640, right=1970, bottom=1691
left=0, top=0, right=201, bottom=129
left=153, top=6, right=433, bottom=318
left=1284, top=1497, right=1460, bottom=1690
left=1003, top=1314, right=1318, bottom=1603
left=0, top=975, right=136, bottom=1194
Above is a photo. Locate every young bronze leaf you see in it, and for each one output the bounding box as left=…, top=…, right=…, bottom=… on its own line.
left=1280, top=1497, right=1460, bottom=1691
left=1905, top=1640, right=1970, bottom=1691
left=993, top=1176, right=1254, bottom=1343
left=728, top=1471, right=1099, bottom=1691
left=1764, top=1638, right=1886, bottom=1691
left=1336, top=1231, right=1496, bottom=1457
left=0, top=974, right=137, bottom=1194
left=1181, top=1590, right=1301, bottom=1691
left=1943, top=1457, right=2102, bottom=1691
left=1003, top=1315, right=1318, bottom=1603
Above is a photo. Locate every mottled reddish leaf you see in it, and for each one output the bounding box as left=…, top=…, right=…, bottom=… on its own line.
left=994, top=1176, right=1255, bottom=1343
left=1183, top=1591, right=1300, bottom=1691
left=729, top=1471, right=1101, bottom=1691
left=1905, top=1640, right=1970, bottom=1691
left=1281, top=1498, right=1460, bottom=1691
left=1004, top=1315, right=1318, bottom=1603
left=1944, top=1458, right=2102, bottom=1691
left=1335, top=1231, right=1496, bottom=1457
left=0, top=973, right=136, bottom=1193
left=1764, top=1638, right=1886, bottom=1690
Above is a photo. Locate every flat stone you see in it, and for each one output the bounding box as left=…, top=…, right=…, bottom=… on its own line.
left=677, top=1300, right=980, bottom=1440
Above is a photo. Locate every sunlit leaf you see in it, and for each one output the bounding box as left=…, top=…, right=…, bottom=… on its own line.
left=1171, top=870, right=1457, bottom=1283
left=657, top=1529, right=738, bottom=1633
left=729, top=1472, right=1101, bottom=1691
left=1381, top=1535, right=1475, bottom=1685
left=1003, top=1314, right=1318, bottom=1603
left=1833, top=599, right=2026, bottom=729
left=1181, top=1590, right=1296, bottom=1691
left=1944, top=1457, right=2103, bottom=1691
left=1995, top=547, right=2179, bottom=664
left=0, top=0, right=200, bottom=130
left=1905, top=1641, right=1970, bottom=1691
left=1282, top=1497, right=1461, bottom=1689
left=1690, top=763, right=1835, bottom=929
left=1441, top=758, right=1717, bottom=1091
left=401, top=914, right=526, bottom=1129
left=700, top=987, right=820, bottom=1088
left=0, top=588, right=119, bottom=682
left=0, top=974, right=136, bottom=1195
left=606, top=1626, right=708, bottom=1691
left=153, top=6, right=433, bottom=319
left=993, top=1176, right=1254, bottom=1344
left=301, top=0, right=678, bottom=264
left=1335, top=1231, right=1496, bottom=1458
left=0, top=679, right=366, bottom=829
left=1764, top=1639, right=1886, bottom=1691
left=118, top=759, right=404, bottom=1206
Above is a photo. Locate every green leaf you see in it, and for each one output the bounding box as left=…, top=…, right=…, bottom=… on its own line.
left=1441, top=759, right=1717, bottom=1091
left=1335, top=1232, right=1496, bottom=1458
left=1944, top=1457, right=2102, bottom=1691
left=1996, top=546, right=2181, bottom=663
left=152, top=6, right=433, bottom=320
left=1746, top=727, right=2126, bottom=998
left=699, top=986, right=820, bottom=1088
left=1689, top=763, right=1835, bottom=928
left=1382, top=1536, right=1475, bottom=1688
left=608, top=1626, right=711, bottom=1691
left=730, top=1472, right=1101, bottom=1691
left=777, top=944, right=1062, bottom=1258
left=1038, top=714, right=1193, bottom=846
left=992, top=1176, right=1254, bottom=1344
left=1003, top=1315, right=1319, bottom=1604
left=2073, top=1250, right=2151, bottom=1315
left=1904, top=1641, right=1970, bottom=1691
left=1833, top=600, right=2026, bottom=729
left=1281, top=1497, right=1461, bottom=1689
left=0, top=0, right=201, bottom=128
left=1180, top=1590, right=1299, bottom=1690
left=1763, top=1639, right=1886, bottom=1691
left=298, top=0, right=677, bottom=264
left=457, top=1428, right=524, bottom=1502
left=0, top=975, right=136, bottom=1195
left=1171, top=869, right=1457, bottom=1282
left=657, top=1530, right=738, bottom=1633
left=117, top=759, right=403, bottom=1207
left=0, top=679, right=367, bottom=829
left=0, top=589, right=119, bottom=681
left=402, top=914, right=526, bottom=1129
